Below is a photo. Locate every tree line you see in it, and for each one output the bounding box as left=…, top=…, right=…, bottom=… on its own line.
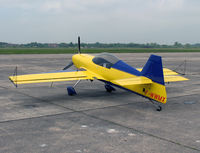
left=0, top=41, right=200, bottom=48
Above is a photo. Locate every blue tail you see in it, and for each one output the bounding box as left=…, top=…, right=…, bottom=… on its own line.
left=141, top=54, right=165, bottom=85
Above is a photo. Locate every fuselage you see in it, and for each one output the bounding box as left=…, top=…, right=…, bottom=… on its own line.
left=72, top=53, right=167, bottom=104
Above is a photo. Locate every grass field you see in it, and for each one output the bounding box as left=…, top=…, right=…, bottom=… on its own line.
left=1, top=48, right=200, bottom=54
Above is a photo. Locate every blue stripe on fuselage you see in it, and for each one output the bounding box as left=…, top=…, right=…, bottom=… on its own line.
left=112, top=60, right=141, bottom=76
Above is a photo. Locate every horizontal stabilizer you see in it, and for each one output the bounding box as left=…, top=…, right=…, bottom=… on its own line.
left=112, top=76, right=152, bottom=86
left=164, top=75, right=188, bottom=82
left=137, top=68, right=188, bottom=83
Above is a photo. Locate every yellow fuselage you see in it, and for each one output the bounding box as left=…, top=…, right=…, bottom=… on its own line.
left=72, top=54, right=167, bottom=104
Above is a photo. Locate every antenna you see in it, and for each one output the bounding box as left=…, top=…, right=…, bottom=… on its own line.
left=78, top=36, right=81, bottom=54
left=173, top=59, right=187, bottom=75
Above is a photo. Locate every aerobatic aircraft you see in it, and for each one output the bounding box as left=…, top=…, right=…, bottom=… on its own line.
left=9, top=37, right=188, bottom=111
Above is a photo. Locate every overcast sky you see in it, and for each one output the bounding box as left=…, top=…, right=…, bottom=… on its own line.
left=0, top=0, right=200, bottom=44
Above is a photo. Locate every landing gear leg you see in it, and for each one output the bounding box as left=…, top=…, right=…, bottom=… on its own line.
left=67, top=80, right=81, bottom=96
left=105, top=84, right=116, bottom=93
left=150, top=99, right=162, bottom=111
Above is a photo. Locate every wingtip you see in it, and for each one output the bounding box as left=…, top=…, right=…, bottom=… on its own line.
left=8, top=76, right=17, bottom=88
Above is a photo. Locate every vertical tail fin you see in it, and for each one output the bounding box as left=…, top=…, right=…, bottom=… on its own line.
left=141, top=55, right=167, bottom=103
left=141, top=54, right=165, bottom=85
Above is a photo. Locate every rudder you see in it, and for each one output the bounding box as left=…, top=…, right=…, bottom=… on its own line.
left=141, top=54, right=165, bottom=85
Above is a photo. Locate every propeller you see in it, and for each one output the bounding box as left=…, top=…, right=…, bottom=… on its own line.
left=78, top=36, right=81, bottom=54
left=63, top=61, right=73, bottom=70
left=63, top=36, right=81, bottom=70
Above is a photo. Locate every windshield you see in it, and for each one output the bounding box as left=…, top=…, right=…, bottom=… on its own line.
left=92, top=53, right=119, bottom=68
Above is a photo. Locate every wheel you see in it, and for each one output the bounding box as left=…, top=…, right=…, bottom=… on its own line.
left=105, top=84, right=115, bottom=93
left=156, top=105, right=162, bottom=111
left=67, top=86, right=77, bottom=96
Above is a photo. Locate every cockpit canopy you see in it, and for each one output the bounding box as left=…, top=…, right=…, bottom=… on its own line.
left=92, top=53, right=119, bottom=68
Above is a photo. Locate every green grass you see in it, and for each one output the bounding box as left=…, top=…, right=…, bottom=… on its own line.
left=1, top=48, right=200, bottom=54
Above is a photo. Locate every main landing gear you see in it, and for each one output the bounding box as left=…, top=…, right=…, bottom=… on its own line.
left=105, top=84, right=116, bottom=93
left=67, top=86, right=77, bottom=96
left=67, top=81, right=116, bottom=95
left=67, top=80, right=81, bottom=96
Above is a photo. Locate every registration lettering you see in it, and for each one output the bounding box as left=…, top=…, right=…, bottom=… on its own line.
left=144, top=90, right=166, bottom=102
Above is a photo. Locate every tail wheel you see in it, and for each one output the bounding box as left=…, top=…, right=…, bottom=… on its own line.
left=156, top=106, right=162, bottom=111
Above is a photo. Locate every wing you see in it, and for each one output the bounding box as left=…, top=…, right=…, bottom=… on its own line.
left=9, top=70, right=94, bottom=85
left=137, top=68, right=188, bottom=82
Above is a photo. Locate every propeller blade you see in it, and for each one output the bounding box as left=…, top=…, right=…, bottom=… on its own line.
left=63, top=36, right=80, bottom=70
left=63, top=61, right=73, bottom=70
left=78, top=36, right=81, bottom=54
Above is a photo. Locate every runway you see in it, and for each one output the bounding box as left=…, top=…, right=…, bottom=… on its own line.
left=0, top=53, right=200, bottom=153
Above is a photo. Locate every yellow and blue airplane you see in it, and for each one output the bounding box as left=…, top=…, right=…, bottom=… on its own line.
left=9, top=37, right=188, bottom=111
